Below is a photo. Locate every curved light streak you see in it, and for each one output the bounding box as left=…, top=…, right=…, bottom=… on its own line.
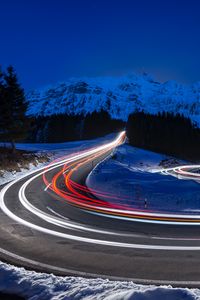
left=1, top=131, right=200, bottom=254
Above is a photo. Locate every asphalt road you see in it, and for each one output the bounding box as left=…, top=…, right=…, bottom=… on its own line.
left=1, top=132, right=200, bottom=287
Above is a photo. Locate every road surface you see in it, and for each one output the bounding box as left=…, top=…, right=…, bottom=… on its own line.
left=1, top=132, right=200, bottom=287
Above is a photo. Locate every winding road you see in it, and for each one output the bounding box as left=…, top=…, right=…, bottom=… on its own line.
left=1, top=132, right=200, bottom=286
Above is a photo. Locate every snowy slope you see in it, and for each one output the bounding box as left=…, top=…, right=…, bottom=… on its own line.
left=27, top=73, right=200, bottom=126
left=86, top=144, right=200, bottom=213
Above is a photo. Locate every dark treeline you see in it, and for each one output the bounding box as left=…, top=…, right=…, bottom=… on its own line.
left=0, top=65, right=28, bottom=151
left=126, top=111, right=200, bottom=161
left=30, top=111, right=124, bottom=143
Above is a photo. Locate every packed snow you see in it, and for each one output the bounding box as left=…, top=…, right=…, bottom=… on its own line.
left=27, top=73, right=200, bottom=126
left=0, top=262, right=198, bottom=300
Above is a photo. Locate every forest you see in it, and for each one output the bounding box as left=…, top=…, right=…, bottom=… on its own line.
left=30, top=111, right=124, bottom=142
left=126, top=111, right=200, bottom=161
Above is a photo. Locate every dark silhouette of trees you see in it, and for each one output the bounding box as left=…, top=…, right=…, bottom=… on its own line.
left=30, top=114, right=83, bottom=143
left=30, top=110, right=125, bottom=143
left=0, top=67, right=8, bottom=139
left=0, top=66, right=28, bottom=151
left=82, top=110, right=124, bottom=139
left=126, top=111, right=200, bottom=161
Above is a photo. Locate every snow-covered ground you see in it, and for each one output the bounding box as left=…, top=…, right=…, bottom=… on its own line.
left=86, top=144, right=200, bottom=213
left=0, top=262, right=198, bottom=300
left=27, top=73, right=200, bottom=126
left=0, top=136, right=200, bottom=299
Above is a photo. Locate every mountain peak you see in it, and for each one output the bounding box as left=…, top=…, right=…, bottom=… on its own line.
left=26, top=73, right=200, bottom=126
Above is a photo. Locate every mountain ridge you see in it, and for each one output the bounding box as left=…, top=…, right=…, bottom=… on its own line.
left=26, top=73, right=200, bottom=127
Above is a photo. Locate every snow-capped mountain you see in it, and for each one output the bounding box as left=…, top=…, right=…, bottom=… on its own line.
left=27, top=73, right=200, bottom=127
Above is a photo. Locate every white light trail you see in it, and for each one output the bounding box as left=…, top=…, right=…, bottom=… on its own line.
left=1, top=131, right=200, bottom=252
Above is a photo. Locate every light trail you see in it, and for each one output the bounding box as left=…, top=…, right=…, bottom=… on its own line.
left=157, top=165, right=200, bottom=181
left=2, top=131, right=200, bottom=256
left=4, top=131, right=200, bottom=288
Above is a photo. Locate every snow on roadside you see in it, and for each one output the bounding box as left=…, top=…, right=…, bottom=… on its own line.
left=86, top=143, right=169, bottom=196
left=0, top=162, right=48, bottom=186
left=0, top=262, right=198, bottom=300
left=0, top=134, right=115, bottom=186
left=86, top=143, right=197, bottom=213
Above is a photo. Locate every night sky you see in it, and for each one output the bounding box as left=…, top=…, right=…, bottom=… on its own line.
left=1, top=0, right=200, bottom=89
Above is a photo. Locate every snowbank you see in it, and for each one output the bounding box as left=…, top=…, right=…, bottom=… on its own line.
left=0, top=262, right=198, bottom=300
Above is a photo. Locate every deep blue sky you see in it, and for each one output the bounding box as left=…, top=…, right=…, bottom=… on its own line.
left=1, top=0, right=200, bottom=90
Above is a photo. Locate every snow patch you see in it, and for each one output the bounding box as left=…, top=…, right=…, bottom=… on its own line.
left=0, top=162, right=46, bottom=185
left=105, top=287, right=196, bottom=300
left=0, top=262, right=198, bottom=300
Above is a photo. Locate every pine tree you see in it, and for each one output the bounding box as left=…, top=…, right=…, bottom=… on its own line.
left=0, top=66, right=7, bottom=138
left=1, top=66, right=28, bottom=151
left=0, top=67, right=4, bottom=123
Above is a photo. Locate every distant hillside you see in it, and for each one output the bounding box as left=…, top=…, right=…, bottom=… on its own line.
left=27, top=73, right=200, bottom=127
